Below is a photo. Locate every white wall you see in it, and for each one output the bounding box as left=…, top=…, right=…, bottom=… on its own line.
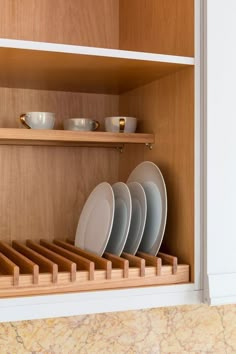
left=206, top=0, right=236, bottom=276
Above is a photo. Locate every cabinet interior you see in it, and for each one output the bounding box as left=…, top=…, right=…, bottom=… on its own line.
left=0, top=0, right=195, bottom=295
left=0, top=0, right=193, bottom=56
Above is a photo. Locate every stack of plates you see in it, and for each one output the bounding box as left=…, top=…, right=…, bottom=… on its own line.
left=74, top=161, right=167, bottom=256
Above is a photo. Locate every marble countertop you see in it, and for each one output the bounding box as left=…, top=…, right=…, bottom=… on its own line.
left=0, top=304, right=235, bottom=353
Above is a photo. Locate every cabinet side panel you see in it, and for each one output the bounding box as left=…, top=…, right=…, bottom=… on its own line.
left=0, top=88, right=119, bottom=242
left=0, top=0, right=119, bottom=48
left=119, top=67, right=194, bottom=280
left=0, top=146, right=119, bottom=242
left=119, top=0, right=194, bottom=57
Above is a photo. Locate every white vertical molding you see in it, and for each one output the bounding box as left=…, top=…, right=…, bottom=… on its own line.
left=194, top=0, right=204, bottom=292
left=203, top=0, right=209, bottom=303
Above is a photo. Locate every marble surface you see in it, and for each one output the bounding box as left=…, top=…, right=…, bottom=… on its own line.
left=0, top=304, right=236, bottom=353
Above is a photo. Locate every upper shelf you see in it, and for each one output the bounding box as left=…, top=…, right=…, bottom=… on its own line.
left=0, top=39, right=194, bottom=94
left=0, top=129, right=154, bottom=147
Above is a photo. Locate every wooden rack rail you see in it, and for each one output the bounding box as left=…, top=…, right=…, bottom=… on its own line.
left=0, top=239, right=190, bottom=298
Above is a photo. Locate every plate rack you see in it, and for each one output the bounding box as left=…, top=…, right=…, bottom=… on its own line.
left=0, top=239, right=190, bottom=298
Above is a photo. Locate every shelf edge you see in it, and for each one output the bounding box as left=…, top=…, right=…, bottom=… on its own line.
left=0, top=38, right=195, bottom=65
left=0, top=129, right=155, bottom=146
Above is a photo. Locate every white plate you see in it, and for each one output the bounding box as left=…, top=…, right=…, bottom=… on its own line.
left=127, top=161, right=167, bottom=255
left=123, top=182, right=147, bottom=255
left=105, top=182, right=132, bottom=256
left=74, top=182, right=114, bottom=256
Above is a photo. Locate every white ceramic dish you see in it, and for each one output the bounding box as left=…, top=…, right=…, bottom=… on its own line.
left=74, top=182, right=114, bottom=256
left=127, top=161, right=167, bottom=255
left=105, top=182, right=132, bottom=256
left=123, top=182, right=147, bottom=255
left=19, top=112, right=55, bottom=129
left=64, top=118, right=99, bottom=131
left=105, top=116, right=137, bottom=133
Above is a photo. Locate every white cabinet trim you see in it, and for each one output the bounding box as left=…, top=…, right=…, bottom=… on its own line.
left=207, top=273, right=236, bottom=305
left=0, top=285, right=202, bottom=323
left=0, top=38, right=194, bottom=65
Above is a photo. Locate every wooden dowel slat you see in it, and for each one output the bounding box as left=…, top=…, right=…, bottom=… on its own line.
left=26, top=240, right=76, bottom=282
left=0, top=252, right=19, bottom=286
left=66, top=239, right=74, bottom=245
left=12, top=241, right=58, bottom=283
left=0, top=241, right=39, bottom=284
left=40, top=239, right=94, bottom=280
left=121, top=252, right=145, bottom=277
left=56, top=240, right=112, bottom=279
left=103, top=252, right=129, bottom=278
left=137, top=252, right=162, bottom=276
left=158, top=252, right=178, bottom=274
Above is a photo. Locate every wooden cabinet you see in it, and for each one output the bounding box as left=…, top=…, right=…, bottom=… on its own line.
left=0, top=0, right=203, bottom=322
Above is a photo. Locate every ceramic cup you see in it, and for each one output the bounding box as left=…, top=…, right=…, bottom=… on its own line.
left=105, top=116, right=137, bottom=133
left=63, top=118, right=100, bottom=131
left=19, top=112, right=55, bottom=129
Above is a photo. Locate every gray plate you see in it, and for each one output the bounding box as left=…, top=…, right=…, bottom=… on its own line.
left=105, top=182, right=132, bottom=256
left=127, top=161, right=167, bottom=255
left=123, top=182, right=147, bottom=255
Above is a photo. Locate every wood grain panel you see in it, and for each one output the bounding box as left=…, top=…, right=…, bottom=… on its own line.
left=0, top=46, right=192, bottom=94
left=0, top=87, right=119, bottom=130
left=119, top=0, right=194, bottom=57
left=119, top=67, right=194, bottom=280
left=0, top=145, right=119, bottom=243
left=0, top=0, right=119, bottom=49
left=118, top=144, right=145, bottom=182
left=0, top=87, right=119, bottom=242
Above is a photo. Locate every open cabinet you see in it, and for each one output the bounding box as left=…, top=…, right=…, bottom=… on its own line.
left=0, top=0, right=202, bottom=322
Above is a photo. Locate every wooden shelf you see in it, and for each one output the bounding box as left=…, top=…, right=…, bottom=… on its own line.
left=0, top=39, right=194, bottom=94
left=0, top=128, right=155, bottom=147
left=0, top=239, right=190, bottom=298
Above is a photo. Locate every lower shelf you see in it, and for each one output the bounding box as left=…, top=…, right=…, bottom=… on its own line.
left=0, top=239, right=190, bottom=298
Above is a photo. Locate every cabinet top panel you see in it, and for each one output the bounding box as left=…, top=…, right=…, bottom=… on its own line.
left=0, top=39, right=194, bottom=94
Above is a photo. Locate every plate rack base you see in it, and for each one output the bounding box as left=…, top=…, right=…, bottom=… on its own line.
left=0, top=239, right=190, bottom=298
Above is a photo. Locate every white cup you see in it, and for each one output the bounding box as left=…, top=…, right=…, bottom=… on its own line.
left=20, top=112, right=55, bottom=129
left=105, top=116, right=137, bottom=133
left=63, top=118, right=100, bottom=131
